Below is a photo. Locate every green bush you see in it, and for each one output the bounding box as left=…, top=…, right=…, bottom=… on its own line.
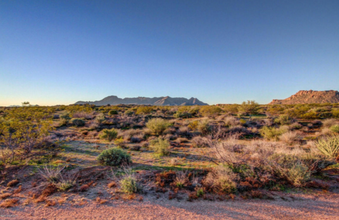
left=136, top=106, right=153, bottom=115
left=199, top=106, right=222, bottom=117
left=99, top=128, right=118, bottom=142
left=70, top=118, right=85, bottom=127
left=332, top=109, right=339, bottom=118
left=197, top=120, right=211, bottom=135
left=259, top=126, right=288, bottom=141
left=97, top=148, right=131, bottom=166
left=124, top=110, right=134, bottom=116
left=60, top=112, right=71, bottom=120
left=109, top=110, right=118, bottom=115
left=150, top=138, right=170, bottom=156
left=316, top=136, right=339, bottom=158
left=274, top=115, right=293, bottom=125
left=238, top=100, right=260, bottom=116
left=146, top=118, right=171, bottom=135
left=330, top=125, right=339, bottom=133
left=120, top=173, right=140, bottom=194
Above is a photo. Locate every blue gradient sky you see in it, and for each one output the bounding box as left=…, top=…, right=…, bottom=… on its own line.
left=1, top=0, right=338, bottom=106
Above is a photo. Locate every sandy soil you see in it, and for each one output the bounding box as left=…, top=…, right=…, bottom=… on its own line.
left=1, top=192, right=339, bottom=220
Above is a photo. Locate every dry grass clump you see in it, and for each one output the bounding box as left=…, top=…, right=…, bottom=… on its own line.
left=174, top=171, right=188, bottom=188
left=279, top=131, right=301, bottom=145
left=323, top=119, right=337, bottom=128
left=169, top=157, right=180, bottom=166
left=224, top=116, right=240, bottom=127
left=191, top=136, right=209, bottom=148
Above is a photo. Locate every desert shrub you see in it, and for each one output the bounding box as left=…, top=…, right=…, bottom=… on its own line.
left=285, top=162, right=311, bottom=187
left=274, top=115, right=294, bottom=125
left=109, top=110, right=118, bottom=116
left=146, top=118, right=171, bottom=135
left=238, top=100, right=260, bottom=116
left=97, top=148, right=131, bottom=166
left=174, top=171, right=188, bottom=188
left=316, top=136, right=339, bottom=158
left=72, top=111, right=93, bottom=120
left=69, top=118, right=85, bottom=127
left=95, top=113, right=106, bottom=124
left=197, top=120, right=211, bottom=135
left=114, top=137, right=126, bottom=148
left=176, top=126, right=191, bottom=137
left=330, top=125, right=339, bottom=133
left=331, top=109, right=339, bottom=118
left=267, top=105, right=286, bottom=115
left=60, top=112, right=71, bottom=120
left=120, top=171, right=141, bottom=194
left=224, top=116, right=239, bottom=127
left=188, top=120, right=199, bottom=131
left=99, top=128, right=118, bottom=142
left=124, top=110, right=134, bottom=116
left=223, top=104, right=239, bottom=115
left=136, top=106, right=153, bottom=115
left=174, top=111, right=192, bottom=118
left=267, top=154, right=311, bottom=187
left=150, top=138, right=170, bottom=156
left=203, top=165, right=237, bottom=194
left=323, top=119, right=337, bottom=128
left=191, top=136, right=209, bottom=148
left=0, top=113, right=53, bottom=163
left=58, top=118, right=68, bottom=127
left=199, top=106, right=222, bottom=117
left=289, top=122, right=302, bottom=130
left=279, top=131, right=301, bottom=145
left=300, top=109, right=319, bottom=119
left=259, top=126, right=288, bottom=141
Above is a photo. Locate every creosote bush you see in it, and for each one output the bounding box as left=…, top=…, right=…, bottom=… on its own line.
left=203, top=165, right=237, bottom=194
left=70, top=118, right=85, bottom=127
left=260, top=126, right=288, bottom=141
left=99, top=128, right=118, bottom=142
left=97, top=148, right=131, bottom=166
left=316, top=136, right=339, bottom=158
left=146, top=118, right=171, bottom=136
left=120, top=171, right=141, bottom=194
left=330, top=125, right=339, bottom=133
left=150, top=138, right=170, bottom=157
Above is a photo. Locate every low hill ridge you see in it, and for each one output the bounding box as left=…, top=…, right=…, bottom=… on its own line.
left=269, top=90, right=339, bottom=104
left=75, top=96, right=208, bottom=106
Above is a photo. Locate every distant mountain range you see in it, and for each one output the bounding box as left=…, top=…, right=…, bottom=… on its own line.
left=75, top=96, right=208, bottom=106
left=269, top=90, right=339, bottom=104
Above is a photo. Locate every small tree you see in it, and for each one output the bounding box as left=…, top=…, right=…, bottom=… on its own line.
left=146, top=118, right=171, bottom=136
left=99, top=128, right=118, bottom=142
left=238, top=100, right=260, bottom=116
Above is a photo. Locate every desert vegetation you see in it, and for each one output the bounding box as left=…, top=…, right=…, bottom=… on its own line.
left=0, top=102, right=338, bottom=208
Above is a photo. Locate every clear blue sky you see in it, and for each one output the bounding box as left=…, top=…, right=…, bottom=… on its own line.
left=1, top=0, right=338, bottom=106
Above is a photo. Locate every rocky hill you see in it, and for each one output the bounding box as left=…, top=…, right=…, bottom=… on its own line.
left=269, top=90, right=339, bottom=104
left=75, top=96, right=208, bottom=106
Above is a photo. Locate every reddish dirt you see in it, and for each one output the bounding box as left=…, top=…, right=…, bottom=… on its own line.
left=1, top=192, right=339, bottom=220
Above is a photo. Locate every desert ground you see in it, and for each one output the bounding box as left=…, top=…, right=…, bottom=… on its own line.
left=1, top=103, right=339, bottom=219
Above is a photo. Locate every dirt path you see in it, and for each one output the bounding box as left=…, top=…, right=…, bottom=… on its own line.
left=1, top=193, right=339, bottom=220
